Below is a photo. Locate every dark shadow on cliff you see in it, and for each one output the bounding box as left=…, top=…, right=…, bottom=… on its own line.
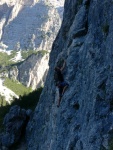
left=0, top=87, right=43, bottom=132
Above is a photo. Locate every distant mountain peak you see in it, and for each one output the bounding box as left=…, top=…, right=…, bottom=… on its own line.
left=0, top=0, right=64, bottom=51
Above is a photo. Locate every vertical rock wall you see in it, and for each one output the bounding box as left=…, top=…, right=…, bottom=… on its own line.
left=27, top=0, right=113, bottom=150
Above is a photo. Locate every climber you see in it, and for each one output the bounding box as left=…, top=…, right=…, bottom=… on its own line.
left=54, top=59, right=69, bottom=107
left=54, top=60, right=66, bottom=85
left=56, top=81, right=69, bottom=107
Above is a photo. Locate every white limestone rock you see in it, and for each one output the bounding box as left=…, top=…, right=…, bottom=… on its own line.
left=0, top=0, right=64, bottom=102
left=17, top=52, right=49, bottom=89
left=0, top=0, right=64, bottom=51
left=0, top=78, right=19, bottom=103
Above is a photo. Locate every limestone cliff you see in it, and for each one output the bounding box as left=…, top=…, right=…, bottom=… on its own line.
left=17, top=52, right=49, bottom=89
left=0, top=0, right=64, bottom=51
left=8, top=52, right=49, bottom=89
left=0, top=0, right=64, bottom=99
left=26, top=0, right=113, bottom=150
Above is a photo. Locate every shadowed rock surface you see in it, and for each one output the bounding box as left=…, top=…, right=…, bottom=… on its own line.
left=1, top=105, right=32, bottom=148
left=26, top=0, right=113, bottom=150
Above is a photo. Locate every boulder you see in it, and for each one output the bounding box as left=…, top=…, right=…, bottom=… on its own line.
left=1, top=105, right=32, bottom=147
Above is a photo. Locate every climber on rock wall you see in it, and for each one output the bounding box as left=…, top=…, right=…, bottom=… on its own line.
left=56, top=81, right=69, bottom=107
left=54, top=59, right=69, bottom=107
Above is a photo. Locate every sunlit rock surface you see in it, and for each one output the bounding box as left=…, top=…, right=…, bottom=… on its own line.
left=0, top=0, right=64, bottom=51
left=17, top=53, right=49, bottom=89
left=0, top=0, right=64, bottom=101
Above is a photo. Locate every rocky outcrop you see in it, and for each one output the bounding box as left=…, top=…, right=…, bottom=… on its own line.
left=1, top=105, right=32, bottom=148
left=0, top=52, right=49, bottom=90
left=26, top=0, right=113, bottom=150
left=0, top=52, right=49, bottom=103
left=7, top=52, right=49, bottom=89
left=17, top=52, right=49, bottom=89
left=0, top=0, right=64, bottom=51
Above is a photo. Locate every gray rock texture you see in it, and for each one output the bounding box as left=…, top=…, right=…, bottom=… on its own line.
left=0, top=0, right=64, bottom=100
left=1, top=105, right=32, bottom=148
left=17, top=53, right=49, bottom=89
left=9, top=53, right=49, bottom=89
left=0, top=52, right=49, bottom=103
left=0, top=0, right=64, bottom=51
left=25, top=0, right=113, bottom=150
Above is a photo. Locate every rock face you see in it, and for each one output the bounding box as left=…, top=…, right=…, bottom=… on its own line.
left=0, top=52, right=49, bottom=103
left=1, top=105, right=32, bottom=148
left=0, top=0, right=64, bottom=51
left=26, top=0, right=113, bottom=150
left=7, top=52, right=49, bottom=89
left=0, top=53, right=49, bottom=101
left=17, top=52, right=49, bottom=89
left=0, top=0, right=64, bottom=95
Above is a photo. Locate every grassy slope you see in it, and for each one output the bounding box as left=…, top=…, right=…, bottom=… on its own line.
left=4, top=78, right=32, bottom=96
left=0, top=49, right=47, bottom=132
left=0, top=51, right=16, bottom=67
left=0, top=50, right=48, bottom=67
